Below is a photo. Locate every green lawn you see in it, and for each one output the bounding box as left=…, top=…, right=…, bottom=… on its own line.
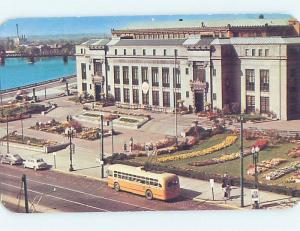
left=131, top=133, right=300, bottom=189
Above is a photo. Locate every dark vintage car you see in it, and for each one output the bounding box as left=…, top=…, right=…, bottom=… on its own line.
left=0, top=153, right=24, bottom=165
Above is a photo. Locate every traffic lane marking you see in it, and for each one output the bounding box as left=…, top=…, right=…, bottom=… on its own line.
left=0, top=171, right=156, bottom=212
left=1, top=182, right=110, bottom=212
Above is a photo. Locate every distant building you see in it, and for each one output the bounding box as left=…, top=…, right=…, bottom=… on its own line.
left=76, top=18, right=300, bottom=120
left=112, top=18, right=300, bottom=39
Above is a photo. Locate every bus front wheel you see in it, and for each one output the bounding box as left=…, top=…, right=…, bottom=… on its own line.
left=114, top=182, right=120, bottom=192
left=145, top=190, right=153, bottom=200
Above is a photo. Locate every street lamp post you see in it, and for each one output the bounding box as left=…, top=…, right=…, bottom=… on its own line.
left=240, top=114, right=244, bottom=207
left=174, top=51, right=178, bottom=145
left=251, top=146, right=260, bottom=209
left=67, top=127, right=75, bottom=172
left=20, top=112, right=24, bottom=143
left=251, top=146, right=260, bottom=189
left=100, top=115, right=104, bottom=178
left=111, top=119, right=114, bottom=155
left=6, top=115, right=9, bottom=153
left=0, top=76, right=3, bottom=118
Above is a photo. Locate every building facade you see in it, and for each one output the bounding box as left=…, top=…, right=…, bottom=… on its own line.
left=76, top=20, right=300, bottom=121
left=112, top=18, right=300, bottom=39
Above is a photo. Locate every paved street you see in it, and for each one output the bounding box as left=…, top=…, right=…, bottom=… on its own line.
left=0, top=164, right=225, bottom=212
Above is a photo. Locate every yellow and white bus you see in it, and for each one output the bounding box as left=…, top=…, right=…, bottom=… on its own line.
left=107, top=164, right=180, bottom=200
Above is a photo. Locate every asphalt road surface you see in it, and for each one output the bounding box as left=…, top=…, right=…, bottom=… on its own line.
left=0, top=164, right=226, bottom=213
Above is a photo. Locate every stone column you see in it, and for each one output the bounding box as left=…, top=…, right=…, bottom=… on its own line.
left=148, top=66, right=153, bottom=106
left=255, top=69, right=261, bottom=113
left=240, top=69, right=246, bottom=114
left=138, top=66, right=142, bottom=106
left=128, top=66, right=132, bottom=104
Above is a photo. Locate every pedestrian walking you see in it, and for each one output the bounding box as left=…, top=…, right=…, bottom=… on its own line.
left=222, top=173, right=231, bottom=200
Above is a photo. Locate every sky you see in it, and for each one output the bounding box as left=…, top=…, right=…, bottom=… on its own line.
left=0, top=13, right=292, bottom=38
left=0, top=0, right=300, bottom=231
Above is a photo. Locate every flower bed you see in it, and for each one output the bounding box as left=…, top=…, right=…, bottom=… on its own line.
left=31, top=119, right=115, bottom=140
left=247, top=158, right=287, bottom=176
left=253, top=139, right=269, bottom=150
left=265, top=162, right=300, bottom=180
left=133, top=137, right=177, bottom=151
left=156, top=135, right=238, bottom=163
left=0, top=114, right=32, bottom=123
left=1, top=133, right=57, bottom=147
left=188, top=138, right=269, bottom=167
left=288, top=146, right=300, bottom=158
left=119, top=118, right=139, bottom=123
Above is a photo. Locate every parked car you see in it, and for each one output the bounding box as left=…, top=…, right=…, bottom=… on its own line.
left=23, top=158, right=48, bottom=171
left=0, top=153, right=24, bottom=165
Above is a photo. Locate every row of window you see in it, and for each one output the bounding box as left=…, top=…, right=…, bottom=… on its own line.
left=114, top=88, right=182, bottom=106
left=246, top=96, right=270, bottom=113
left=114, top=66, right=181, bottom=88
left=245, top=69, right=269, bottom=92
left=81, top=62, right=103, bottom=79
left=112, top=171, right=162, bottom=187
left=114, top=48, right=178, bottom=57
left=245, top=48, right=269, bottom=57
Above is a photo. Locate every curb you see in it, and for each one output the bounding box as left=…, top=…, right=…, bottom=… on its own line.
left=52, top=168, right=108, bottom=183
left=2, top=142, right=44, bottom=153
left=193, top=197, right=248, bottom=210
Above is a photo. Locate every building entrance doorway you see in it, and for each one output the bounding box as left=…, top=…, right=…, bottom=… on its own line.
left=95, top=84, right=102, bottom=101
left=194, top=91, right=204, bottom=112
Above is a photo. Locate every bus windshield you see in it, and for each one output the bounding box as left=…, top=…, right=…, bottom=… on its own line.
left=167, top=178, right=179, bottom=188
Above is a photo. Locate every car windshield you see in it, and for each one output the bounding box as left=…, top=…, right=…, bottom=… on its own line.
left=36, top=159, right=44, bottom=163
left=13, top=154, right=21, bottom=158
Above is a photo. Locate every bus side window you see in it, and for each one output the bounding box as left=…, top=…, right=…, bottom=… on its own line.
left=117, top=172, right=122, bottom=178
left=107, top=170, right=113, bottom=176
left=113, top=171, right=117, bottom=178
left=132, top=175, right=137, bottom=182
left=121, top=172, right=127, bottom=179
left=158, top=183, right=162, bottom=188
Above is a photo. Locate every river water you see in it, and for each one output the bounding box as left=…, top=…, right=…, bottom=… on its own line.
left=0, top=57, right=76, bottom=90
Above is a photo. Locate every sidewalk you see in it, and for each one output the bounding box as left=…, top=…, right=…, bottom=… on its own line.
left=178, top=176, right=299, bottom=210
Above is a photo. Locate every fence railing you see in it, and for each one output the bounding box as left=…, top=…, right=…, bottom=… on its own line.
left=0, top=75, right=76, bottom=94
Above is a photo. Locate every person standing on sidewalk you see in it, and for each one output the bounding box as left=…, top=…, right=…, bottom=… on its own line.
left=222, top=173, right=231, bottom=200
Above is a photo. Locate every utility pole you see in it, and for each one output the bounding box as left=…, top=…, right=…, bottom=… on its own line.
left=21, top=174, right=29, bottom=213
left=0, top=77, right=3, bottom=118
left=32, top=88, right=36, bottom=102
left=6, top=115, right=9, bottom=153
left=21, top=113, right=24, bottom=143
left=240, top=114, right=244, bottom=208
left=68, top=127, right=74, bottom=172
left=174, top=51, right=178, bottom=145
left=44, top=86, right=47, bottom=100
left=100, top=115, right=104, bottom=178
left=111, top=119, right=114, bottom=154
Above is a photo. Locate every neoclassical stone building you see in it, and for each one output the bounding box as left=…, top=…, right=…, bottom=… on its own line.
left=76, top=19, right=300, bottom=120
